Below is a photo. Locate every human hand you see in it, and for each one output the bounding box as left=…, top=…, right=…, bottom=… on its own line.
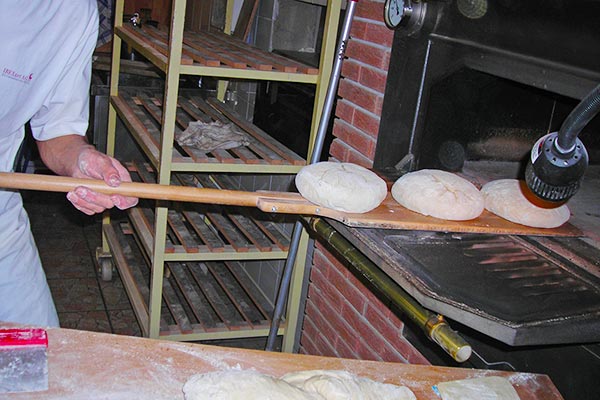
left=66, top=147, right=138, bottom=215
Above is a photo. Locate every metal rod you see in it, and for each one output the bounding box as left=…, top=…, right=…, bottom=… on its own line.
left=308, top=217, right=472, bottom=363
left=265, top=221, right=304, bottom=350
left=265, top=0, right=359, bottom=351
left=309, top=2, right=357, bottom=163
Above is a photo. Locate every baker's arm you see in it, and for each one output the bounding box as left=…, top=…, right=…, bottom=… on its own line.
left=36, top=134, right=138, bottom=215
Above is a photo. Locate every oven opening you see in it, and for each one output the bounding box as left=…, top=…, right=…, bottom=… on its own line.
left=417, top=68, right=600, bottom=172
left=374, top=0, right=600, bottom=180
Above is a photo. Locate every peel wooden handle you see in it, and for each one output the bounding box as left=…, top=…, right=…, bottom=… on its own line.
left=0, top=172, right=264, bottom=207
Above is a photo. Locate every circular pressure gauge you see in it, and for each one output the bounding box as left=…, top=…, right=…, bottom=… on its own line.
left=384, top=0, right=410, bottom=29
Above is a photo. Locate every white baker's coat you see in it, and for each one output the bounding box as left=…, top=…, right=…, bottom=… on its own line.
left=0, top=0, right=99, bottom=326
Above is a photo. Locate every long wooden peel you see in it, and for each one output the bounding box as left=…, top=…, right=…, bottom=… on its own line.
left=0, top=171, right=301, bottom=209
left=0, top=172, right=582, bottom=236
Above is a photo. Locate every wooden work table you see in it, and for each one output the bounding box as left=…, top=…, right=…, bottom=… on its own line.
left=3, top=327, right=563, bottom=399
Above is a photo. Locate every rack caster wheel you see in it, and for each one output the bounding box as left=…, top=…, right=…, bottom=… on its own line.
left=96, top=248, right=114, bottom=282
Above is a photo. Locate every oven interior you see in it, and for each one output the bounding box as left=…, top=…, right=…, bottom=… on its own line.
left=375, top=0, right=600, bottom=175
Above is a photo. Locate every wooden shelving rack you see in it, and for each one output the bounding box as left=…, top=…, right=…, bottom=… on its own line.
left=104, top=0, right=342, bottom=350
left=112, top=90, right=305, bottom=173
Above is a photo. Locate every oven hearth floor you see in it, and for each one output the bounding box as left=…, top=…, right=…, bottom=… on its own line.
left=329, top=161, right=600, bottom=346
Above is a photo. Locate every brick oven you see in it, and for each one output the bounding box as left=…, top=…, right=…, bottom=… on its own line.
left=299, top=0, right=425, bottom=362
left=296, top=1, right=600, bottom=399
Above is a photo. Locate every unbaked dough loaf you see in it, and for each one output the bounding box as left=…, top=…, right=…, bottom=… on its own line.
left=391, top=169, right=484, bottom=220
left=295, top=162, right=387, bottom=213
left=182, top=369, right=416, bottom=400
left=435, top=376, right=520, bottom=400
left=182, top=370, right=320, bottom=400
left=282, top=370, right=416, bottom=400
left=481, top=179, right=570, bottom=228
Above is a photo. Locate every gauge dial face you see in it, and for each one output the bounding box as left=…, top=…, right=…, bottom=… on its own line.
left=457, top=0, right=488, bottom=19
left=384, top=0, right=405, bottom=29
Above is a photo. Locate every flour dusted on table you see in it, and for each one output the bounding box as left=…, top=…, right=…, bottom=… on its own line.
left=295, top=162, right=387, bottom=213
left=182, top=369, right=416, bottom=400
left=391, top=169, right=484, bottom=220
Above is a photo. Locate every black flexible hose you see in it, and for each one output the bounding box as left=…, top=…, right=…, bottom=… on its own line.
left=557, top=83, right=600, bottom=151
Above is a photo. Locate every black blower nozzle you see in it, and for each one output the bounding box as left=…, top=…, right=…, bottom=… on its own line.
left=525, top=132, right=588, bottom=202
left=526, top=83, right=599, bottom=203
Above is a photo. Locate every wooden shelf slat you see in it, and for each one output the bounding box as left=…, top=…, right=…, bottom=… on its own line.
left=224, top=261, right=274, bottom=321
left=227, top=210, right=275, bottom=252
left=200, top=30, right=295, bottom=72
left=199, top=30, right=318, bottom=74
left=256, top=220, right=291, bottom=251
left=120, top=25, right=193, bottom=65
left=161, top=267, right=194, bottom=333
left=167, top=211, right=200, bottom=253
left=168, top=262, right=224, bottom=330
left=204, top=208, right=251, bottom=252
left=111, top=95, right=160, bottom=165
left=115, top=25, right=167, bottom=71
left=187, top=262, right=247, bottom=329
left=205, top=262, right=268, bottom=325
left=182, top=210, right=226, bottom=253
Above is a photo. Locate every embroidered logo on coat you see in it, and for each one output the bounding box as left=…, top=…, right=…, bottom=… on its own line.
left=2, top=68, right=33, bottom=84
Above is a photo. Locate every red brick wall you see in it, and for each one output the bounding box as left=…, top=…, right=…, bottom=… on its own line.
left=329, top=0, right=393, bottom=167
left=299, top=243, right=429, bottom=364
left=299, top=1, right=429, bottom=365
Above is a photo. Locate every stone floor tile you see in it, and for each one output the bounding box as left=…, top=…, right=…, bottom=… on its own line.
left=58, top=310, right=112, bottom=333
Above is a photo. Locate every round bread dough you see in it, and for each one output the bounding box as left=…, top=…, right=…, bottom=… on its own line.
left=481, top=179, right=570, bottom=228
left=183, top=369, right=415, bottom=400
left=391, top=169, right=484, bottom=220
left=436, top=376, right=520, bottom=400
left=282, top=370, right=416, bottom=400
left=182, top=370, right=320, bottom=400
left=295, top=162, right=387, bottom=213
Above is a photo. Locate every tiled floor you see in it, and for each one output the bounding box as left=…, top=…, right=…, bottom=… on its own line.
left=23, top=189, right=142, bottom=337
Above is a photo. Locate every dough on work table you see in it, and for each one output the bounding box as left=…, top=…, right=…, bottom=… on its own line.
left=435, top=376, right=520, bottom=400
left=391, top=169, right=484, bottom=220
left=182, top=370, right=320, bottom=400
left=282, top=369, right=416, bottom=400
left=182, top=369, right=416, bottom=400
left=295, top=162, right=387, bottom=213
left=481, top=179, right=570, bottom=228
